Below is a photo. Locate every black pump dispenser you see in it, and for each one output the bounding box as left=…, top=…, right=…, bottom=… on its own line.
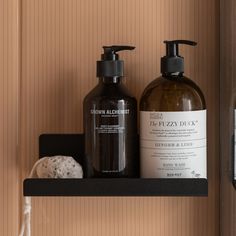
left=161, top=40, right=197, bottom=74
left=97, top=45, right=135, bottom=77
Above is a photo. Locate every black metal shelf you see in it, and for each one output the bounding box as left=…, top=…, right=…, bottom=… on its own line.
left=23, top=134, right=208, bottom=197
left=24, top=178, right=208, bottom=197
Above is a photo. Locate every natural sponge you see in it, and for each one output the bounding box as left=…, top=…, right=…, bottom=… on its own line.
left=35, top=155, right=83, bottom=178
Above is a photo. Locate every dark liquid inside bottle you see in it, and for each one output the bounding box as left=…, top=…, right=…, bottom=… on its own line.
left=140, top=74, right=206, bottom=111
left=139, top=73, right=207, bottom=178
left=83, top=77, right=138, bottom=177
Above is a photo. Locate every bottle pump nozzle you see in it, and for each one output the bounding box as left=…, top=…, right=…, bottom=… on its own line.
left=161, top=40, right=197, bottom=74
left=97, top=45, right=135, bottom=77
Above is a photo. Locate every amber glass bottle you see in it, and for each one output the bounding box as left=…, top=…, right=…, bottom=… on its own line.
left=140, top=40, right=207, bottom=178
left=83, top=46, right=138, bottom=178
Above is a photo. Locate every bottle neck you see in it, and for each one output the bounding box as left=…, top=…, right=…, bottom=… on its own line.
left=99, top=76, right=122, bottom=84
left=162, top=72, right=184, bottom=78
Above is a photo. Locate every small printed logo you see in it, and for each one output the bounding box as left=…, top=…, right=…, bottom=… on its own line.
left=150, top=113, right=163, bottom=120
left=191, top=170, right=201, bottom=178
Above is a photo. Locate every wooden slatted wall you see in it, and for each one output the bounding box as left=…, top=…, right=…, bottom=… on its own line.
left=1, top=0, right=220, bottom=235
left=0, top=0, right=20, bottom=235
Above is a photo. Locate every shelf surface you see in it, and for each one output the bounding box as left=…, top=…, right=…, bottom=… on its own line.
left=23, top=134, right=208, bottom=197
left=24, top=178, right=208, bottom=197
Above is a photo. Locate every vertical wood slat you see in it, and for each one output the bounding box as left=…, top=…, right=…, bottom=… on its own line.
left=20, top=0, right=219, bottom=235
left=0, top=0, right=20, bottom=235
left=220, top=0, right=236, bottom=235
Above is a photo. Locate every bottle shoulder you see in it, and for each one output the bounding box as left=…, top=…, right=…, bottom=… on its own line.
left=141, top=76, right=204, bottom=95
left=84, top=82, right=137, bottom=104
left=140, top=75, right=206, bottom=111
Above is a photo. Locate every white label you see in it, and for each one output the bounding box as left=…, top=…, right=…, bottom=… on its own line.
left=234, top=110, right=236, bottom=180
left=140, top=110, right=207, bottom=178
